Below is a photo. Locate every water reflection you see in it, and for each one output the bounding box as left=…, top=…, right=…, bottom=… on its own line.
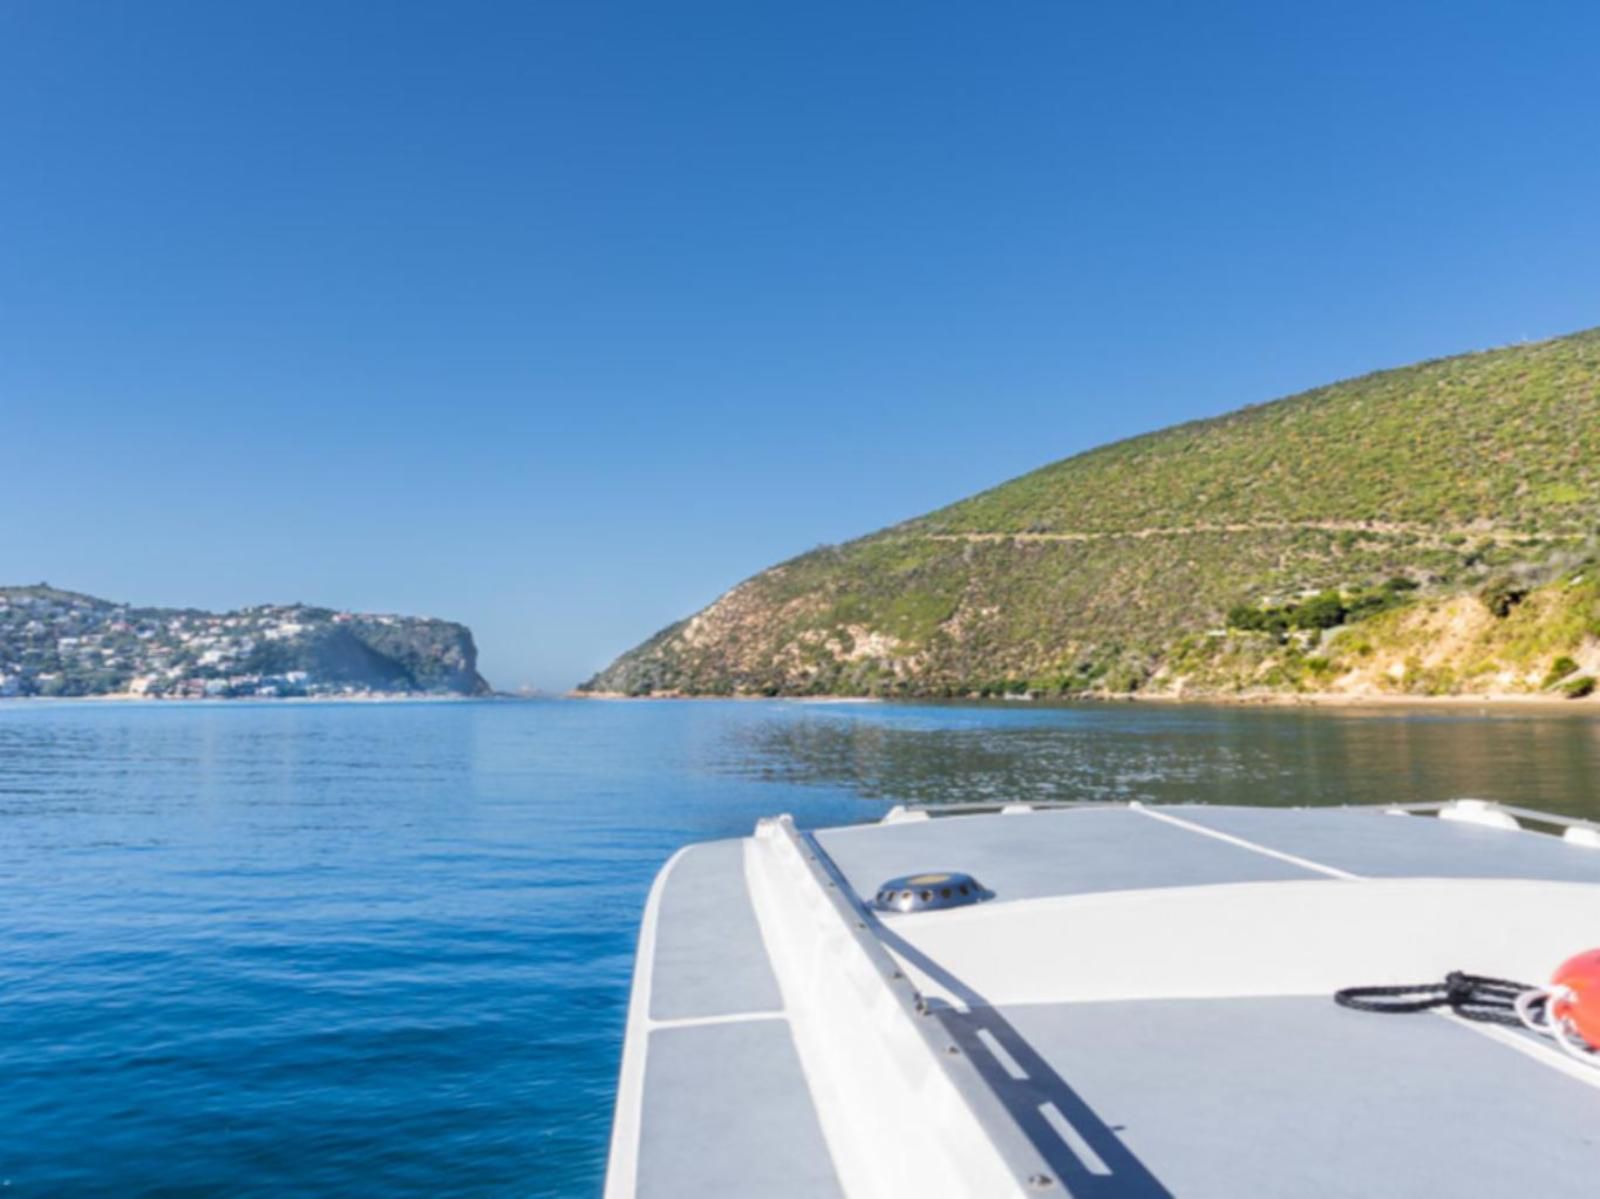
left=721, top=701, right=1600, bottom=818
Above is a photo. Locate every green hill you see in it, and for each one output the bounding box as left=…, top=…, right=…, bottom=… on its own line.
left=585, top=328, right=1600, bottom=700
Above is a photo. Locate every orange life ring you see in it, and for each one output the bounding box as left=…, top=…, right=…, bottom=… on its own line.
left=1549, top=948, right=1600, bottom=1050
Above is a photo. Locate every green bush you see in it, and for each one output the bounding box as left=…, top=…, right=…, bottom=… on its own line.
left=1292, top=591, right=1348, bottom=630
left=1480, top=576, right=1528, bottom=618
left=1227, top=604, right=1285, bottom=634
left=1562, top=675, right=1596, bottom=699
left=1101, top=665, right=1145, bottom=693
left=1228, top=582, right=1413, bottom=636
left=1544, top=656, right=1581, bottom=688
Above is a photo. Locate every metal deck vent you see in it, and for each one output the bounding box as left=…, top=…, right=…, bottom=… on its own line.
left=872, top=871, right=990, bottom=914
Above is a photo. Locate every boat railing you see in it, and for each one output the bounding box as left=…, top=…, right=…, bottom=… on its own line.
left=750, top=814, right=1062, bottom=1195
left=881, top=799, right=1600, bottom=846
left=1381, top=799, right=1600, bottom=844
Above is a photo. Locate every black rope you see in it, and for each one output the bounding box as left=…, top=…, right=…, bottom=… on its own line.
left=1334, top=971, right=1536, bottom=1027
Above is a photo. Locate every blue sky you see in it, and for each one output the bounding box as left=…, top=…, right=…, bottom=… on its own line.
left=5, top=1, right=1599, bottom=689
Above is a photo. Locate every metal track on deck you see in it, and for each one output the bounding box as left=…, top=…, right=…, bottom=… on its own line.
left=775, top=819, right=1061, bottom=1193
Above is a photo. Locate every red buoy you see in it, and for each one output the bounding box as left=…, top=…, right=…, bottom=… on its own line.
left=1549, top=949, right=1600, bottom=1051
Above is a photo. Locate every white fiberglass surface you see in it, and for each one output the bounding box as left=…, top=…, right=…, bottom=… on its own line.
left=815, top=807, right=1313, bottom=904
left=926, top=995, right=1600, bottom=1198
left=877, top=877, right=1600, bottom=1007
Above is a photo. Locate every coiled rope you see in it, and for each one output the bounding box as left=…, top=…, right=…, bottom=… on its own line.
left=1334, top=971, right=1534, bottom=1027
left=1334, top=971, right=1599, bottom=1065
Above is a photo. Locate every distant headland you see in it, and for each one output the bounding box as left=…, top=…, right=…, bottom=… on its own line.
left=0, top=584, right=491, bottom=699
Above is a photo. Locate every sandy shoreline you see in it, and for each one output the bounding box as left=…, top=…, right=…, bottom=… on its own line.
left=5, top=690, right=1592, bottom=711
left=1125, top=690, right=1597, bottom=710
left=571, top=688, right=1596, bottom=710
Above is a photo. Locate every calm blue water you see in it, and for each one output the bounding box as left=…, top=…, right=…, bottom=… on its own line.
left=2, top=697, right=1598, bottom=1196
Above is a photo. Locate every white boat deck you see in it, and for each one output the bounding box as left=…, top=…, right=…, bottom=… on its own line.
left=606, top=801, right=1600, bottom=1198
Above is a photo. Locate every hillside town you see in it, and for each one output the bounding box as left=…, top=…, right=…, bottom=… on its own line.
left=0, top=585, right=490, bottom=698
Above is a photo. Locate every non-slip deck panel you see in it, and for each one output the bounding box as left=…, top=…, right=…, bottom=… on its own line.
left=649, top=839, right=781, bottom=1021
left=815, top=808, right=1314, bottom=905
left=1169, top=804, right=1600, bottom=883
left=637, top=1021, right=845, bottom=1199
left=939, top=995, right=1600, bottom=1198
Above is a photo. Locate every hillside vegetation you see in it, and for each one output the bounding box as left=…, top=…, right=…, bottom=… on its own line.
left=585, top=328, right=1600, bottom=700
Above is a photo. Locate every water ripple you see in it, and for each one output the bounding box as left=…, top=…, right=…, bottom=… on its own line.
left=1, top=697, right=1596, bottom=1195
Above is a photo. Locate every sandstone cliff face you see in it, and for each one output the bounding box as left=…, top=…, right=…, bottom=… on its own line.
left=341, top=615, right=490, bottom=694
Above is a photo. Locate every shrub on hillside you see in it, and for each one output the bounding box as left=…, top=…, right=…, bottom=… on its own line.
left=1227, top=604, right=1287, bottom=634
left=1101, top=664, right=1146, bottom=693
left=1543, top=656, right=1581, bottom=689
left=1292, top=591, right=1348, bottom=630
left=1480, top=576, right=1528, bottom=618
left=1227, top=579, right=1416, bottom=637
left=1562, top=675, right=1596, bottom=699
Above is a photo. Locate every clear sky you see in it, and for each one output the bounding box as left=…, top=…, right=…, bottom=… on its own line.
left=4, top=1, right=1599, bottom=689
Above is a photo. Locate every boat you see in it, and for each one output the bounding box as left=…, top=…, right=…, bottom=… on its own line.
left=604, top=798, right=1600, bottom=1197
